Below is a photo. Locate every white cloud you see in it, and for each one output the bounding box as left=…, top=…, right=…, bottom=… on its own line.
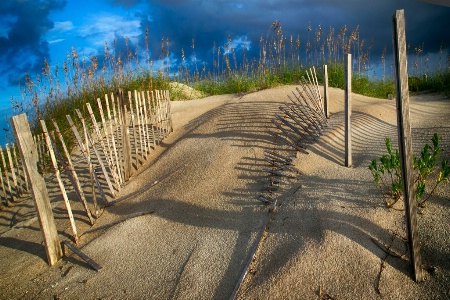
left=52, top=21, right=74, bottom=32
left=77, top=14, right=141, bottom=46
left=48, top=38, right=65, bottom=44
left=222, top=36, right=251, bottom=54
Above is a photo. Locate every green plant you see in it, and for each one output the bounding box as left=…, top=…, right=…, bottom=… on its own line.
left=369, top=137, right=402, bottom=207
left=369, top=134, right=450, bottom=210
left=414, top=133, right=450, bottom=207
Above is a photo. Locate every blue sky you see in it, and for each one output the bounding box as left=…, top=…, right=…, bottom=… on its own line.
left=0, top=0, right=449, bottom=113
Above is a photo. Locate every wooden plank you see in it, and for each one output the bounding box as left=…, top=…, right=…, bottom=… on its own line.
left=292, top=88, right=325, bottom=131
left=16, top=143, right=29, bottom=191
left=163, top=92, right=171, bottom=135
left=151, top=90, right=160, bottom=146
left=141, top=91, right=151, bottom=154
left=118, top=89, right=132, bottom=181
left=0, top=146, right=13, bottom=202
left=166, top=90, right=174, bottom=133
left=128, top=91, right=140, bottom=168
left=312, top=66, right=323, bottom=108
left=62, top=240, right=102, bottom=271
left=105, top=94, right=123, bottom=185
left=52, top=120, right=94, bottom=225
left=139, top=91, right=148, bottom=156
left=67, top=115, right=103, bottom=213
left=0, top=165, right=7, bottom=206
left=156, top=90, right=163, bottom=141
left=109, top=93, right=123, bottom=181
left=86, top=103, right=121, bottom=190
left=86, top=128, right=115, bottom=198
left=306, top=68, right=321, bottom=110
left=392, top=9, right=423, bottom=282
left=164, top=91, right=170, bottom=136
left=12, top=144, right=27, bottom=193
left=287, top=95, right=321, bottom=135
left=300, top=75, right=321, bottom=114
left=97, top=98, right=120, bottom=185
left=139, top=91, right=150, bottom=156
left=5, top=144, right=18, bottom=198
left=148, top=90, right=157, bottom=148
left=134, top=90, right=145, bottom=160
left=298, top=79, right=326, bottom=125
left=75, top=109, right=98, bottom=214
left=41, top=120, right=79, bottom=243
left=323, top=64, right=330, bottom=119
left=11, top=114, right=62, bottom=266
left=295, top=83, right=324, bottom=126
left=345, top=53, right=352, bottom=167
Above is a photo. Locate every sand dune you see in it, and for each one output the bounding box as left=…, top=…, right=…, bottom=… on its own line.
left=0, top=85, right=448, bottom=299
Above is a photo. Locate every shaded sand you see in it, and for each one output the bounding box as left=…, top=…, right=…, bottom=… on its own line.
left=0, top=86, right=448, bottom=299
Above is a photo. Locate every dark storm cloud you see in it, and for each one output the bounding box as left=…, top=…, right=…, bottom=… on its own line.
left=109, top=0, right=450, bottom=67
left=0, top=0, right=66, bottom=86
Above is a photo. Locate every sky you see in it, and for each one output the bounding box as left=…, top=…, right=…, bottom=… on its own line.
left=0, top=0, right=449, bottom=114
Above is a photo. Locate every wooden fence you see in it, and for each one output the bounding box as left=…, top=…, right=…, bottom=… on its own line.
left=8, top=89, right=173, bottom=265
left=258, top=66, right=328, bottom=204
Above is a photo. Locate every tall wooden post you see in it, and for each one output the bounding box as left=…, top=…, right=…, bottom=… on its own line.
left=345, top=54, right=352, bottom=167
left=11, top=114, right=62, bottom=265
left=323, top=64, right=330, bottom=119
left=118, top=89, right=132, bottom=181
left=392, top=9, right=423, bottom=282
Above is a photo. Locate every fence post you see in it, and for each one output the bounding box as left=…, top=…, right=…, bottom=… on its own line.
left=5, top=144, right=18, bottom=197
left=0, top=145, right=13, bottom=202
left=345, top=53, right=352, bottom=167
left=118, top=89, right=132, bottom=181
left=52, top=119, right=94, bottom=225
left=392, top=9, right=423, bottom=282
left=41, top=120, right=79, bottom=243
left=323, top=64, right=330, bottom=119
left=11, top=114, right=62, bottom=266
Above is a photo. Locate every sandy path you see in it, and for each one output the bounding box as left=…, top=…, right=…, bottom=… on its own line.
left=0, top=86, right=448, bottom=299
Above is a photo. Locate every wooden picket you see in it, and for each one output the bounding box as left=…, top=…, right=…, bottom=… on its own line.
left=41, top=120, right=79, bottom=243
left=6, top=89, right=173, bottom=266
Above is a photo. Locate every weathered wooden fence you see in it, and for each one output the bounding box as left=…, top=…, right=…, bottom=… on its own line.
left=259, top=66, right=328, bottom=204
left=9, top=89, right=173, bottom=265
left=232, top=66, right=329, bottom=298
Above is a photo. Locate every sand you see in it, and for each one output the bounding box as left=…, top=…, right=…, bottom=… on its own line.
left=0, top=85, right=448, bottom=299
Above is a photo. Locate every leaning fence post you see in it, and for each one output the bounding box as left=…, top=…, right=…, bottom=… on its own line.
left=11, top=114, right=62, bottom=266
left=52, top=119, right=94, bottom=225
left=5, top=144, right=18, bottom=197
left=392, top=9, right=423, bottom=282
left=118, top=89, right=132, bottom=181
left=323, top=64, right=330, bottom=119
left=41, top=120, right=79, bottom=244
left=0, top=145, right=13, bottom=202
left=345, top=53, right=352, bottom=167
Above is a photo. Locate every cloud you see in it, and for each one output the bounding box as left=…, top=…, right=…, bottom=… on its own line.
left=0, top=0, right=66, bottom=86
left=77, top=14, right=141, bottom=47
left=122, top=0, right=450, bottom=68
left=52, top=21, right=74, bottom=32
left=48, top=38, right=65, bottom=44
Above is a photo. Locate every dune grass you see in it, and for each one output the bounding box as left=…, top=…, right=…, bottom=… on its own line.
left=11, top=21, right=449, bottom=150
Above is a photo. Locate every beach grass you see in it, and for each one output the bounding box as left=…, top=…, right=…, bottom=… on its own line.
left=11, top=21, right=449, bottom=150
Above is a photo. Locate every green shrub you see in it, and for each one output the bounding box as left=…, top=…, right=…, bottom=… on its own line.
left=369, top=133, right=450, bottom=210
